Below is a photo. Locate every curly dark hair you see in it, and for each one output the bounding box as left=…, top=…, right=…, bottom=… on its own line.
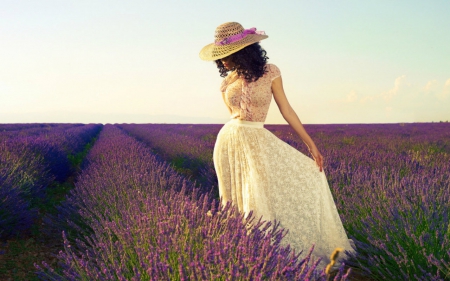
left=215, top=43, right=269, bottom=83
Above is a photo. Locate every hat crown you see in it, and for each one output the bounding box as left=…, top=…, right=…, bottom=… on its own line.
left=214, top=22, right=245, bottom=44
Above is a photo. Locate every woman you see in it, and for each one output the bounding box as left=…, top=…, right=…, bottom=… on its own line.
left=199, top=22, right=355, bottom=270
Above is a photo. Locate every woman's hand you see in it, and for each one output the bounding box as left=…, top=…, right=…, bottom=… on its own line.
left=309, top=146, right=324, bottom=172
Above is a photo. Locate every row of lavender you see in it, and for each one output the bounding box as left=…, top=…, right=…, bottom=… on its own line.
left=119, top=122, right=450, bottom=280
left=117, top=124, right=220, bottom=195
left=36, top=124, right=350, bottom=280
left=0, top=123, right=102, bottom=239
left=0, top=123, right=64, bottom=132
left=0, top=123, right=85, bottom=142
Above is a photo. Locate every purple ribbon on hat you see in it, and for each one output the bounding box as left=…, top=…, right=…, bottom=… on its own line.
left=215, top=27, right=266, bottom=46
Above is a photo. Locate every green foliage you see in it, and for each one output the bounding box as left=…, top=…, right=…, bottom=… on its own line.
left=34, top=181, right=75, bottom=215
left=67, top=137, right=97, bottom=168
left=341, top=136, right=356, bottom=145
left=200, top=133, right=217, bottom=143
left=0, top=239, right=40, bottom=281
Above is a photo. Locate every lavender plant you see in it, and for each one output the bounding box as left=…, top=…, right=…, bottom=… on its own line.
left=36, top=124, right=349, bottom=280
left=118, top=124, right=219, bottom=195
left=0, top=140, right=51, bottom=238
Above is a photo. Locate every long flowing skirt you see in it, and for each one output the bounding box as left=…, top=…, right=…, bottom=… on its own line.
left=213, top=119, right=356, bottom=270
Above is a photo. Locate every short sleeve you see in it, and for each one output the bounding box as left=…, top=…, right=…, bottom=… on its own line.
left=268, top=64, right=281, bottom=81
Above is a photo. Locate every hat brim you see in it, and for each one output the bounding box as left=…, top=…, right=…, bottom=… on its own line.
left=199, top=34, right=268, bottom=61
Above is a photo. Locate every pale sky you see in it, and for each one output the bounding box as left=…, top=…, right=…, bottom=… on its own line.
left=1, top=0, right=449, bottom=124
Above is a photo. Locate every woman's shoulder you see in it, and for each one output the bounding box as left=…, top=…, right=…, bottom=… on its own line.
left=265, top=63, right=281, bottom=81
left=220, top=71, right=239, bottom=92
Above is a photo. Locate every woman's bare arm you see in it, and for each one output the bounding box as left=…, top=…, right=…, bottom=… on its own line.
left=271, top=76, right=324, bottom=171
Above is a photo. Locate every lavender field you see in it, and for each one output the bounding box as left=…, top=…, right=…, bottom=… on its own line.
left=1, top=122, right=449, bottom=280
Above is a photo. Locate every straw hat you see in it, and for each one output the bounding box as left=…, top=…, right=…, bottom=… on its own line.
left=199, top=22, right=268, bottom=61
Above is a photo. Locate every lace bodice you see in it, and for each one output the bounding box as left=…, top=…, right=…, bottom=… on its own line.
left=220, top=64, right=281, bottom=122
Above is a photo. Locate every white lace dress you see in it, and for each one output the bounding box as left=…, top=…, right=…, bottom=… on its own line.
left=213, top=64, right=355, bottom=270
